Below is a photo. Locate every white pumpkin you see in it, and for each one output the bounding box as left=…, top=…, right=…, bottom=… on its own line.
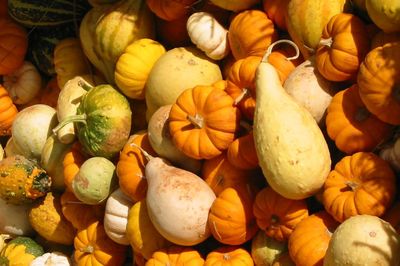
left=30, top=252, right=72, bottom=266
left=104, top=188, right=133, bottom=245
left=0, top=198, right=34, bottom=236
left=2, top=61, right=42, bottom=105
left=187, top=12, right=230, bottom=60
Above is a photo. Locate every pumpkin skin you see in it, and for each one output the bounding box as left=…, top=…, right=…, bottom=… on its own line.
left=227, top=131, right=259, bottom=170
left=146, top=0, right=197, bottom=21
left=40, top=77, right=61, bottom=108
left=263, top=0, right=290, bottom=30
left=326, top=84, right=394, bottom=154
left=0, top=85, right=18, bottom=136
left=228, top=10, right=278, bottom=60
left=145, top=245, right=204, bottom=266
left=253, top=186, right=309, bottom=242
left=0, top=18, right=28, bottom=75
left=169, top=83, right=241, bottom=160
left=357, top=42, right=400, bottom=125
left=205, top=246, right=254, bottom=266
left=315, top=13, right=370, bottom=82
left=63, top=141, right=87, bottom=192
left=288, top=211, right=339, bottom=266
left=322, top=152, right=397, bottom=223
left=74, top=221, right=127, bottom=266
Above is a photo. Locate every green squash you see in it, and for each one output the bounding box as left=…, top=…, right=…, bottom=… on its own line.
left=0, top=236, right=44, bottom=265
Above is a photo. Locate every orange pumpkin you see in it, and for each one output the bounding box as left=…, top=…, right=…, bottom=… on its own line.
left=253, top=186, right=309, bottom=242
left=0, top=0, right=8, bottom=18
left=0, top=18, right=28, bottom=75
left=263, top=0, right=290, bottom=30
left=0, top=85, right=18, bottom=136
left=146, top=0, right=197, bottom=21
left=226, top=130, right=259, bottom=170
left=155, top=15, right=191, bottom=49
left=325, top=84, right=394, bottom=154
left=169, top=83, right=241, bottom=160
left=39, top=77, right=61, bottom=108
left=208, top=185, right=259, bottom=245
left=288, top=211, right=339, bottom=266
left=63, top=141, right=87, bottom=192
left=316, top=13, right=370, bottom=82
left=357, top=42, right=400, bottom=125
left=145, top=245, right=204, bottom=265
left=228, top=9, right=278, bottom=60
left=205, top=246, right=253, bottom=266
left=322, top=151, right=397, bottom=223
left=74, top=221, right=127, bottom=266
left=383, top=201, right=400, bottom=234
left=116, top=131, right=157, bottom=202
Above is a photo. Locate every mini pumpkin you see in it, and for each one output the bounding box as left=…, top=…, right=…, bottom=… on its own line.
left=0, top=85, right=18, bottom=136
left=146, top=0, right=198, bottom=21
left=227, top=130, right=259, bottom=170
left=40, top=77, right=61, bottom=108
left=205, top=246, right=254, bottom=266
left=145, top=245, right=204, bottom=266
left=63, top=141, right=87, bottom=192
left=262, top=0, right=290, bottom=30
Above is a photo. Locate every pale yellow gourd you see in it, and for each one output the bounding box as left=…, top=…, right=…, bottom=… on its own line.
left=253, top=40, right=331, bottom=200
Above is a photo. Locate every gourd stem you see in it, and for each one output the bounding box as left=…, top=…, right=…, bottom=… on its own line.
left=78, top=79, right=94, bottom=91
left=319, top=37, right=333, bottom=48
left=261, top=39, right=300, bottom=63
left=187, top=114, right=204, bottom=129
left=52, top=114, right=87, bottom=135
left=345, top=181, right=358, bottom=191
left=234, top=88, right=250, bottom=105
left=130, top=142, right=154, bottom=162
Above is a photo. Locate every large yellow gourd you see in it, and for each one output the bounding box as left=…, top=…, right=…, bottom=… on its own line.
left=253, top=40, right=331, bottom=200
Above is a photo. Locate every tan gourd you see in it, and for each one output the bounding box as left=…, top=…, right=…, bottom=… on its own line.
left=253, top=40, right=331, bottom=200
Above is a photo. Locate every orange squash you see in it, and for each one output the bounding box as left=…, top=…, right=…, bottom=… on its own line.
left=325, top=84, right=394, bottom=154
left=63, top=141, right=87, bottom=192
left=0, top=85, right=18, bottom=136
left=322, top=151, right=397, bottom=223
left=145, top=245, right=204, bottom=265
left=205, top=246, right=253, bottom=266
left=169, top=83, right=241, bottom=160
left=253, top=186, right=309, bottom=242
left=227, top=130, right=259, bottom=170
left=146, top=0, right=197, bottom=21
left=263, top=0, right=290, bottom=30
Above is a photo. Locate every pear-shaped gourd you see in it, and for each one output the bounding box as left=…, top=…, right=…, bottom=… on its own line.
left=253, top=40, right=331, bottom=200
left=139, top=147, right=216, bottom=246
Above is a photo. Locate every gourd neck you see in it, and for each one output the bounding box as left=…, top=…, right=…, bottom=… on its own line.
left=52, top=114, right=87, bottom=135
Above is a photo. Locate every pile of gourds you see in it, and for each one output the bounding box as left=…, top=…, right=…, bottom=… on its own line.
left=0, top=0, right=400, bottom=265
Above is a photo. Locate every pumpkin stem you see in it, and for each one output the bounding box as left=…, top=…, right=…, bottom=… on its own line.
left=319, top=37, right=333, bottom=48
left=234, top=88, right=250, bottom=105
left=130, top=142, right=154, bottom=162
left=223, top=253, right=231, bottom=261
left=187, top=113, right=204, bottom=129
left=345, top=181, right=359, bottom=191
left=52, top=114, right=87, bottom=135
left=262, top=40, right=300, bottom=63
left=80, top=245, right=94, bottom=254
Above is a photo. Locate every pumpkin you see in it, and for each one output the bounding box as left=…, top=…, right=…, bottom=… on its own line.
left=208, top=0, right=258, bottom=12
left=366, top=0, right=400, bottom=33
left=115, top=38, right=166, bottom=100
left=205, top=246, right=254, bottom=266
left=53, top=38, right=92, bottom=89
left=288, top=211, right=339, bottom=266
left=186, top=12, right=230, bottom=60
left=227, top=130, right=259, bottom=170
left=146, top=0, right=198, bottom=21
left=0, top=0, right=7, bottom=17
left=169, top=82, right=241, bottom=160
left=315, top=13, right=370, bottom=82
left=145, top=245, right=204, bottom=266
left=228, top=10, right=278, bottom=60
left=155, top=15, right=191, bottom=49
left=116, top=131, right=157, bottom=202
left=326, top=84, right=394, bottom=154
left=3, top=61, right=42, bottom=105
left=30, top=252, right=72, bottom=266
left=263, top=0, right=290, bottom=30
left=0, top=18, right=28, bottom=75
left=63, top=141, right=87, bottom=192
left=357, top=42, right=400, bottom=125
left=208, top=185, right=259, bottom=245
left=253, top=186, right=309, bottom=242
left=267, top=46, right=304, bottom=84
left=322, top=151, right=397, bottom=223
left=0, top=85, right=18, bottom=136
left=74, top=221, right=127, bottom=266
left=251, top=230, right=289, bottom=266
left=0, top=236, right=44, bottom=265
left=40, top=77, right=61, bottom=108
left=370, top=31, right=400, bottom=49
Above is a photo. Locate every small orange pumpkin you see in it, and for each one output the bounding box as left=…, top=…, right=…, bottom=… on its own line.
left=63, top=141, right=87, bottom=192
left=205, top=246, right=254, bottom=266
left=39, top=77, right=61, bottom=108
left=226, top=130, right=259, bottom=170
left=322, top=151, right=397, bottom=223
left=263, top=0, right=290, bottom=30
left=169, top=83, right=241, bottom=160
left=146, top=0, right=197, bottom=21
left=0, top=85, right=18, bottom=136
left=145, top=245, right=204, bottom=266
left=253, top=186, right=309, bottom=242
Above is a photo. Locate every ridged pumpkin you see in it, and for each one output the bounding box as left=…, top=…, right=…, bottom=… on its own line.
left=228, top=10, right=278, bottom=60
left=288, top=211, right=339, bottom=266
left=322, top=151, right=397, bottom=223
left=227, top=131, right=259, bottom=170
left=205, top=246, right=254, bottom=266
left=145, top=245, right=204, bottom=266
left=0, top=85, right=18, bottom=136
left=115, top=38, right=166, bottom=100
left=358, top=42, right=400, bottom=125
left=146, top=0, right=198, bottom=21
left=0, top=18, right=28, bottom=75
left=169, top=83, right=241, bottom=160
left=74, top=221, right=127, bottom=266
left=63, top=141, right=87, bottom=192
left=253, top=186, right=309, bottom=242
left=263, top=0, right=290, bottom=30
left=315, top=13, right=370, bottom=82
left=326, top=84, right=394, bottom=154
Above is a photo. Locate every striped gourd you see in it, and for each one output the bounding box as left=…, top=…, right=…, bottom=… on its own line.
left=8, top=0, right=91, bottom=28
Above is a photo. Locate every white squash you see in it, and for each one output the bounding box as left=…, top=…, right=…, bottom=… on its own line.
left=11, top=104, right=58, bottom=161
left=187, top=12, right=230, bottom=60
left=30, top=252, right=72, bottom=266
left=4, top=137, right=22, bottom=158
left=253, top=40, right=331, bottom=200
left=104, top=188, right=133, bottom=245
left=0, top=198, right=34, bottom=236
left=2, top=61, right=42, bottom=105
left=0, top=144, right=3, bottom=161
left=324, top=214, right=400, bottom=266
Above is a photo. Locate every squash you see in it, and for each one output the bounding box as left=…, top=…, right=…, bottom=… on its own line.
left=0, top=236, right=44, bottom=265
left=326, top=84, right=394, bottom=154
left=2, top=61, right=42, bottom=105
left=208, top=0, right=258, bottom=12
left=3, top=137, right=22, bottom=158
left=366, top=0, right=400, bottom=33
left=186, top=12, right=230, bottom=60
left=104, top=188, right=134, bottom=245
left=251, top=230, right=289, bottom=266
left=322, top=152, right=396, bottom=223
left=324, top=215, right=400, bottom=265
left=0, top=18, right=28, bottom=75
left=0, top=198, right=34, bottom=236
left=30, top=252, right=72, bottom=266
left=228, top=10, right=278, bottom=60
left=0, top=85, right=18, bottom=136
left=205, top=246, right=253, bottom=266
left=169, top=82, right=241, bottom=160
left=74, top=221, right=127, bottom=266
left=115, top=38, right=166, bottom=100
left=146, top=245, right=204, bottom=265
left=146, top=0, right=198, bottom=21
left=145, top=46, right=222, bottom=120
left=253, top=40, right=331, bottom=200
